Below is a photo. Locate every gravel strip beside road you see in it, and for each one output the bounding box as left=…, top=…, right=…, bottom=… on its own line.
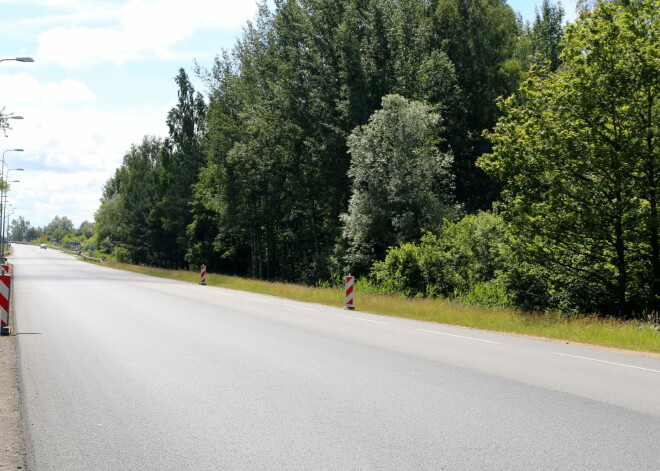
left=0, top=274, right=27, bottom=471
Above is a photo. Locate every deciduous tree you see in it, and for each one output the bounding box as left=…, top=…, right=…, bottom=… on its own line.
left=342, top=94, right=457, bottom=273
left=480, top=0, right=660, bottom=316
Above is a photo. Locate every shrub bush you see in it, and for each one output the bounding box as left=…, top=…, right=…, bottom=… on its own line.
left=112, top=246, right=132, bottom=264
left=370, top=212, right=512, bottom=307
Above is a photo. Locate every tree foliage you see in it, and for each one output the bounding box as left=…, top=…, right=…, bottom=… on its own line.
left=342, top=94, right=456, bottom=273
left=182, top=0, right=522, bottom=283
left=480, top=0, right=660, bottom=316
left=530, top=0, right=565, bottom=71
left=369, top=212, right=511, bottom=307
left=95, top=69, right=206, bottom=267
left=154, top=68, right=207, bottom=268
left=9, top=216, right=32, bottom=241
left=0, top=108, right=9, bottom=137
left=95, top=136, right=166, bottom=264
left=86, top=0, right=660, bottom=318
left=432, top=0, right=526, bottom=209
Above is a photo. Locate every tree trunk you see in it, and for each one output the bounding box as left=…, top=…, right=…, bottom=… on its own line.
left=614, top=213, right=628, bottom=317
left=251, top=230, right=258, bottom=279
left=309, top=202, right=321, bottom=280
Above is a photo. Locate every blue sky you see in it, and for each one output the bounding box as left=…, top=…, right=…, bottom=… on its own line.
left=1, top=0, right=577, bottom=229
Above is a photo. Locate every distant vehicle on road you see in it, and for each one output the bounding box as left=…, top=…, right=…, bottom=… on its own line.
left=40, top=244, right=46, bottom=249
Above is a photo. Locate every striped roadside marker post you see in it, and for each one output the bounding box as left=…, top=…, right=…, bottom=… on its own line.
left=200, top=264, right=207, bottom=286
left=344, top=274, right=355, bottom=310
left=0, top=272, right=11, bottom=335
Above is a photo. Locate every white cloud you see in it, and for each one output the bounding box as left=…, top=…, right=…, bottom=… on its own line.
left=6, top=103, right=166, bottom=171
left=35, top=0, right=259, bottom=69
left=4, top=102, right=167, bottom=227
left=0, top=0, right=111, bottom=7
left=0, top=0, right=120, bottom=42
left=37, top=26, right=135, bottom=68
left=1, top=72, right=169, bottom=227
left=12, top=170, right=106, bottom=228
left=2, top=1, right=242, bottom=228
left=0, top=72, right=96, bottom=106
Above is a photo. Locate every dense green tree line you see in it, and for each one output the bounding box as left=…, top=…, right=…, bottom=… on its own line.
left=8, top=215, right=94, bottom=247
left=95, top=69, right=206, bottom=267
left=371, top=0, right=659, bottom=317
left=97, top=0, right=537, bottom=276
left=93, top=0, right=660, bottom=317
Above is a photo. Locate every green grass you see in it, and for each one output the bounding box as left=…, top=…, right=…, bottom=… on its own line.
left=101, top=261, right=660, bottom=354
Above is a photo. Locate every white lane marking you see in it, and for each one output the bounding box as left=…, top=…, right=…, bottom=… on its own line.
left=243, top=296, right=270, bottom=303
left=283, top=303, right=318, bottom=312
left=337, top=314, right=389, bottom=325
left=418, top=329, right=502, bottom=344
left=553, top=353, right=660, bottom=373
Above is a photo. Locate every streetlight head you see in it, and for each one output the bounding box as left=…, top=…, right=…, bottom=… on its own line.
left=12, top=149, right=24, bottom=152
left=8, top=116, right=24, bottom=120
left=16, top=57, right=34, bottom=63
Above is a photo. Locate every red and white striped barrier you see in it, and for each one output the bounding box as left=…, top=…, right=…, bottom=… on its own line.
left=0, top=273, right=11, bottom=335
left=200, top=264, right=207, bottom=286
left=344, top=274, right=355, bottom=310
left=1, top=264, right=9, bottom=274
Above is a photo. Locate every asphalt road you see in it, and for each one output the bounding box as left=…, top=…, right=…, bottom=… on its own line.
left=11, top=244, right=660, bottom=470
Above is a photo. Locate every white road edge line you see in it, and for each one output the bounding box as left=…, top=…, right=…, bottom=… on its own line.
left=553, top=353, right=660, bottom=373
left=337, top=314, right=389, bottom=325
left=418, top=329, right=502, bottom=344
left=283, top=303, right=318, bottom=312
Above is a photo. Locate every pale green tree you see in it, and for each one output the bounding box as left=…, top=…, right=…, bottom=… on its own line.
left=342, top=94, right=457, bottom=273
left=9, top=216, right=31, bottom=241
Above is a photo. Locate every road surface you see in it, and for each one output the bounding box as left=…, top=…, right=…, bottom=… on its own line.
left=10, top=244, right=660, bottom=470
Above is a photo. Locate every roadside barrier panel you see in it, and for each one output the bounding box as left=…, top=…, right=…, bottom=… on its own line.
left=200, top=264, right=207, bottom=285
left=0, top=273, right=10, bottom=335
left=344, top=275, right=355, bottom=310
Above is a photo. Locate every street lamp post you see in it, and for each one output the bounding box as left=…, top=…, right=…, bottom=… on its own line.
left=0, top=57, right=31, bottom=334
left=2, top=171, right=22, bottom=252
left=1, top=150, right=24, bottom=259
left=4, top=206, right=16, bottom=252
left=1, top=115, right=24, bottom=137
left=0, top=57, right=34, bottom=63
left=3, top=179, right=19, bottom=250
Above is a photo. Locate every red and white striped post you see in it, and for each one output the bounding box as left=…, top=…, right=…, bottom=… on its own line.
left=344, top=274, right=355, bottom=310
left=0, top=272, right=11, bottom=335
left=200, top=264, right=207, bottom=286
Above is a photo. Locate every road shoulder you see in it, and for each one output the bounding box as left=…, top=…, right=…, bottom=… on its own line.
left=0, top=268, right=27, bottom=470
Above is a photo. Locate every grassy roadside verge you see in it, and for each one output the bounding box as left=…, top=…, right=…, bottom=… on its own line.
left=102, top=261, right=660, bottom=354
